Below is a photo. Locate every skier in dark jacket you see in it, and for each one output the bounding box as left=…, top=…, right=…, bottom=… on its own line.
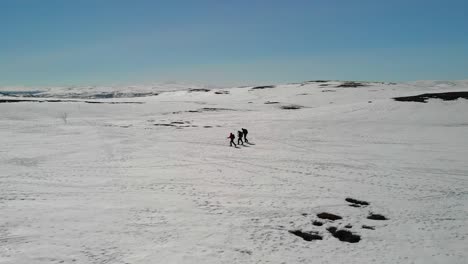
left=237, top=130, right=244, bottom=145
left=242, top=128, right=248, bottom=143
left=228, top=133, right=236, bottom=147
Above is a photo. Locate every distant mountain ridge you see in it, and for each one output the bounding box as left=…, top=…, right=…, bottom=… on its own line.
left=1, top=80, right=467, bottom=99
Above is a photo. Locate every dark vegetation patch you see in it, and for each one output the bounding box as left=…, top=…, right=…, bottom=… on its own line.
left=0, top=99, right=143, bottom=104
left=264, top=101, right=280, bottom=104
left=362, top=225, right=375, bottom=230
left=171, top=121, right=185, bottom=124
left=345, top=198, right=370, bottom=206
left=321, top=89, right=336, bottom=92
left=317, top=212, right=342, bottom=221
left=348, top=204, right=361, bottom=208
left=280, top=104, right=303, bottom=110
left=367, top=213, right=388, bottom=220
left=336, top=82, right=368, bottom=88
left=327, top=227, right=361, bottom=243
left=312, top=220, right=323, bottom=226
left=289, top=230, right=323, bottom=241
left=251, top=85, right=275, bottom=90
left=394, top=92, right=468, bottom=103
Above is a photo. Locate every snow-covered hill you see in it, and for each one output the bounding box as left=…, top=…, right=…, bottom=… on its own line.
left=0, top=82, right=216, bottom=99
left=0, top=80, right=467, bottom=264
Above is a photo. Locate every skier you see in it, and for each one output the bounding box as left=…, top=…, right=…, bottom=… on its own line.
left=228, top=132, right=236, bottom=147
left=242, top=128, right=249, bottom=143
left=237, top=130, right=244, bottom=145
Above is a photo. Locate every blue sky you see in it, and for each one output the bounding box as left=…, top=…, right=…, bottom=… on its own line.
left=1, top=0, right=467, bottom=86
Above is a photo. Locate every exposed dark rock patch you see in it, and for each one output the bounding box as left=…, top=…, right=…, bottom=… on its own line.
left=367, top=213, right=388, bottom=220
left=189, top=88, right=211, bottom=92
left=265, top=101, right=280, bottom=104
left=346, top=198, right=370, bottom=206
left=234, top=249, right=252, bottom=255
left=327, top=227, right=361, bottom=243
left=154, top=123, right=176, bottom=127
left=0, top=99, right=65, bottom=103
left=301, top=213, right=308, bottom=216
left=394, top=91, right=468, bottom=103
left=203, top=126, right=212, bottom=128
left=317, top=212, right=342, bottom=221
left=251, top=85, right=275, bottom=90
left=171, top=108, right=234, bottom=114
left=362, top=225, right=375, bottom=230
left=85, top=101, right=144, bottom=104
left=301, top=80, right=329, bottom=84
left=298, top=80, right=330, bottom=86
left=289, top=230, right=323, bottom=241
left=0, top=99, right=143, bottom=104
left=345, top=224, right=352, bottom=228
left=348, top=204, right=361, bottom=208
left=319, top=84, right=330, bottom=87
left=86, top=92, right=157, bottom=99
left=280, top=104, right=303, bottom=110
left=214, top=90, right=230, bottom=94
left=200, top=107, right=233, bottom=112
left=154, top=120, right=202, bottom=129
left=312, top=220, right=323, bottom=226
left=337, top=82, right=367, bottom=88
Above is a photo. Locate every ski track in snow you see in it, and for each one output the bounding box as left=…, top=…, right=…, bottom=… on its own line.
left=1, top=81, right=468, bottom=263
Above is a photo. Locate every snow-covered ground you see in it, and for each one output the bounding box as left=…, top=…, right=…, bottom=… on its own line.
left=1, top=80, right=467, bottom=264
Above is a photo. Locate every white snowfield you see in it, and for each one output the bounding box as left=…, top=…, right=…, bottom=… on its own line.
left=0, top=80, right=467, bottom=264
